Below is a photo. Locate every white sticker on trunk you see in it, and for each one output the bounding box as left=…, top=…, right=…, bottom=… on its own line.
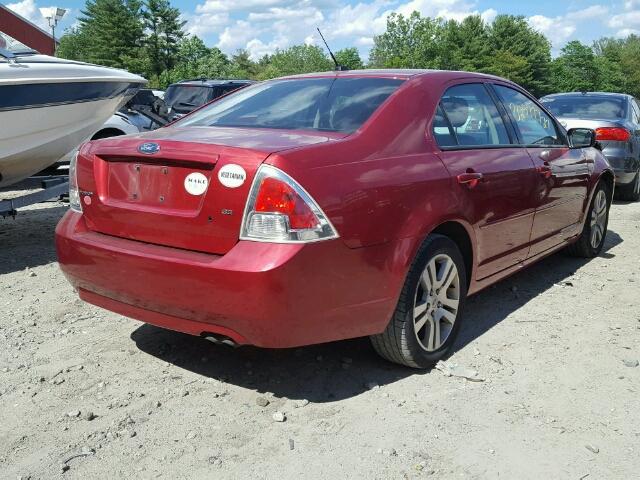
left=184, top=172, right=209, bottom=196
left=218, top=164, right=247, bottom=188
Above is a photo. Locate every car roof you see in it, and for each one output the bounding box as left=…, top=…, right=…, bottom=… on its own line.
left=541, top=92, right=631, bottom=101
left=279, top=69, right=508, bottom=82
left=169, top=79, right=255, bottom=87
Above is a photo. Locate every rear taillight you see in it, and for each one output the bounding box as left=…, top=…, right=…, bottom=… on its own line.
left=68, top=151, right=82, bottom=213
left=595, top=127, right=631, bottom=142
left=240, top=165, right=338, bottom=243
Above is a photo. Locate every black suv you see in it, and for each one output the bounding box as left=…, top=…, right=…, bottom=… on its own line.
left=164, top=79, right=254, bottom=117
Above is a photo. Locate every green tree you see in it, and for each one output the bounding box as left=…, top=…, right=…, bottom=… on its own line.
left=440, top=15, right=491, bottom=71
left=143, top=0, right=186, bottom=80
left=161, top=37, right=230, bottom=86
left=486, top=15, right=552, bottom=96
left=369, top=12, right=445, bottom=68
left=56, top=27, right=90, bottom=61
left=551, top=41, right=603, bottom=93
left=258, top=45, right=333, bottom=79
left=595, top=35, right=640, bottom=97
left=228, top=49, right=260, bottom=78
left=334, top=47, right=364, bottom=70
left=76, top=0, right=145, bottom=72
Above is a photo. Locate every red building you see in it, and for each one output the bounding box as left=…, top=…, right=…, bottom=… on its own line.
left=0, top=3, right=56, bottom=55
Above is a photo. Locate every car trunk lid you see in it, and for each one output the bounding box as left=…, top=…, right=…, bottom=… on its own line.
left=78, top=127, right=340, bottom=255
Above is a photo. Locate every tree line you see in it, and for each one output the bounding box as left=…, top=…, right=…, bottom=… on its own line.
left=58, top=0, right=640, bottom=98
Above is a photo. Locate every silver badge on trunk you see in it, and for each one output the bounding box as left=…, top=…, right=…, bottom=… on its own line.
left=138, top=142, right=160, bottom=154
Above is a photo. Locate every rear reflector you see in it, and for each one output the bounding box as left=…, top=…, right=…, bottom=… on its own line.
left=241, top=165, right=338, bottom=243
left=595, top=127, right=631, bottom=142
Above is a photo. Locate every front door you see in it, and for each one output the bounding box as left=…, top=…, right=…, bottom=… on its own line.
left=433, top=83, right=538, bottom=280
left=492, top=85, right=590, bottom=257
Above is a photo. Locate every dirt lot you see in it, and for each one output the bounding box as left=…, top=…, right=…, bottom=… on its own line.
left=1, top=194, right=639, bottom=480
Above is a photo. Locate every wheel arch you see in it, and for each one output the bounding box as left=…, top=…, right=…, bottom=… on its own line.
left=427, top=220, right=475, bottom=289
left=91, top=128, right=126, bottom=140
left=598, top=169, right=615, bottom=201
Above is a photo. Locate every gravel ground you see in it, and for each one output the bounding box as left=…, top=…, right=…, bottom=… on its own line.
left=1, top=193, right=639, bottom=480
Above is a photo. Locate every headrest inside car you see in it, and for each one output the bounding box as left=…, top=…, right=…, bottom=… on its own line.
left=442, top=97, right=469, bottom=128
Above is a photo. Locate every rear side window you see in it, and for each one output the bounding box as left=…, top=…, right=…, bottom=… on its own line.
left=176, top=77, right=404, bottom=134
left=494, top=86, right=564, bottom=146
left=164, top=85, right=211, bottom=109
left=434, top=83, right=511, bottom=148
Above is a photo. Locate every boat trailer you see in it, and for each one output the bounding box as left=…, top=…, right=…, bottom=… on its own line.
left=0, top=95, right=172, bottom=218
left=0, top=175, right=68, bottom=218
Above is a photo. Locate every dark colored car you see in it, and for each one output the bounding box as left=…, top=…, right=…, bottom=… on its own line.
left=164, top=79, right=254, bottom=117
left=56, top=70, right=613, bottom=369
left=540, top=92, right=640, bottom=201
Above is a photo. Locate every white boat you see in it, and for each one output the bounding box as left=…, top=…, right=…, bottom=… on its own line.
left=0, top=47, right=146, bottom=188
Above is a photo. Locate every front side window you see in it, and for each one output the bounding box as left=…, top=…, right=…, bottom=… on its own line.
left=176, top=77, right=404, bottom=134
left=434, top=83, right=511, bottom=148
left=494, top=85, right=563, bottom=146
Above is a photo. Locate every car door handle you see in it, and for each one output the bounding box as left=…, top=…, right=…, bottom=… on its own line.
left=457, top=172, right=483, bottom=189
left=536, top=163, right=552, bottom=179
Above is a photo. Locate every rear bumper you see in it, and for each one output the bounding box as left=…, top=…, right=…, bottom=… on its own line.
left=55, top=211, right=404, bottom=348
left=601, top=147, right=639, bottom=185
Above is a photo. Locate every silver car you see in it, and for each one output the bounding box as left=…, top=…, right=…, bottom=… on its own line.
left=540, top=92, right=640, bottom=201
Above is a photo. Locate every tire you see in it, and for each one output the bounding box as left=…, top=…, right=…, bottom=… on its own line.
left=617, top=171, right=640, bottom=202
left=370, top=234, right=468, bottom=369
left=566, top=181, right=611, bottom=258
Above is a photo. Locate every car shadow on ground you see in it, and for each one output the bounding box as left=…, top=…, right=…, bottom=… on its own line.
left=0, top=203, right=67, bottom=275
left=131, top=229, right=622, bottom=403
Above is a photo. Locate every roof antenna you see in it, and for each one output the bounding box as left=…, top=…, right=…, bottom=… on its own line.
left=317, top=28, right=347, bottom=71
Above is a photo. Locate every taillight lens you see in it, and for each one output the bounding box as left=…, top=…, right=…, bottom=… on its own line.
left=68, top=151, right=82, bottom=213
left=595, top=127, right=631, bottom=142
left=240, top=165, right=338, bottom=243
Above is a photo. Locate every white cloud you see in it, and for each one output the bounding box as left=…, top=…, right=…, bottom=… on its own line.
left=528, top=14, right=577, bottom=46
left=189, top=0, right=510, bottom=60
left=6, top=0, right=48, bottom=28
left=528, top=5, right=609, bottom=49
left=184, top=12, right=229, bottom=38
left=6, top=0, right=74, bottom=32
left=481, top=8, right=497, bottom=24
left=609, top=10, right=640, bottom=29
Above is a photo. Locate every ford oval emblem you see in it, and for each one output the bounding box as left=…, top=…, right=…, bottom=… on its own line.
left=138, top=142, right=160, bottom=154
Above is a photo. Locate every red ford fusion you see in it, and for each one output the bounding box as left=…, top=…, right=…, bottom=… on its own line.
left=56, top=70, right=613, bottom=368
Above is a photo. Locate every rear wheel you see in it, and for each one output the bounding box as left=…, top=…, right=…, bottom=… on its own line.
left=370, top=235, right=467, bottom=368
left=566, top=182, right=611, bottom=258
left=617, top=171, right=640, bottom=202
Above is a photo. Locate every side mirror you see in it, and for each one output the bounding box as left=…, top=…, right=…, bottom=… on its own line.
left=567, top=128, right=596, bottom=149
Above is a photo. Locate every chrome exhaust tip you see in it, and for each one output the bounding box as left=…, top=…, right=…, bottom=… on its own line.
left=203, top=334, right=238, bottom=348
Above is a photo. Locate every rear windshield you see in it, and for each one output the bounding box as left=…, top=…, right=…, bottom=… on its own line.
left=175, top=77, right=404, bottom=133
left=541, top=96, right=626, bottom=120
left=165, top=85, right=211, bottom=109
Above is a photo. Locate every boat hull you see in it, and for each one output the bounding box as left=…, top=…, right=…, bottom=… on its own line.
left=0, top=55, right=146, bottom=188
left=0, top=85, right=138, bottom=187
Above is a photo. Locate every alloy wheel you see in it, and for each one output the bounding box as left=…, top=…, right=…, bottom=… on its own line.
left=590, top=189, right=607, bottom=249
left=413, top=254, right=460, bottom=351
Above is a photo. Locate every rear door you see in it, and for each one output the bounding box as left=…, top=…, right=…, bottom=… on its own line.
left=491, top=84, right=590, bottom=257
left=433, top=83, right=538, bottom=279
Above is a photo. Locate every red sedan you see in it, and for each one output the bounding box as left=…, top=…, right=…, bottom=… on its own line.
left=56, top=70, right=613, bottom=368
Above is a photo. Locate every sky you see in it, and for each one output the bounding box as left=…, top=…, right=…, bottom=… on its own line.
left=5, top=0, right=640, bottom=60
